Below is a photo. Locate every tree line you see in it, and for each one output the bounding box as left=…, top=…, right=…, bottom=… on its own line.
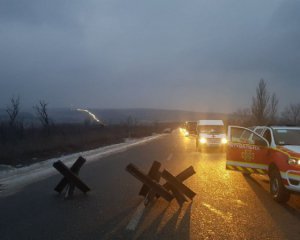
left=4, top=97, right=50, bottom=129
left=232, top=79, right=300, bottom=126
left=0, top=98, right=171, bottom=165
left=0, top=97, right=51, bottom=144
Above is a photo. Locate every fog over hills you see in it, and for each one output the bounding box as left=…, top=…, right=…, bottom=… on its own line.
left=91, top=108, right=229, bottom=124
left=0, top=108, right=229, bottom=125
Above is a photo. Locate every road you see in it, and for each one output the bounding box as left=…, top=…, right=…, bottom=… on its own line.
left=1, top=131, right=300, bottom=240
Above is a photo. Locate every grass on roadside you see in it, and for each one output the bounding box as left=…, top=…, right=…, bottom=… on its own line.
left=0, top=123, right=177, bottom=166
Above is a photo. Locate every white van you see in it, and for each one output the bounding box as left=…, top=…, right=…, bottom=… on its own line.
left=196, top=120, right=227, bottom=151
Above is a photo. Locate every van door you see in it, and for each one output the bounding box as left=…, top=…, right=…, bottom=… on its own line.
left=226, top=126, right=270, bottom=175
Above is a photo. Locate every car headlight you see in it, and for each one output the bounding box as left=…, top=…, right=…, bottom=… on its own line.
left=288, top=158, right=300, bottom=165
left=221, top=138, right=228, bottom=144
left=200, top=137, right=207, bottom=144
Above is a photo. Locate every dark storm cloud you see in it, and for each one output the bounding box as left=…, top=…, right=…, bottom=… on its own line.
left=0, top=0, right=299, bottom=112
left=0, top=0, right=81, bottom=27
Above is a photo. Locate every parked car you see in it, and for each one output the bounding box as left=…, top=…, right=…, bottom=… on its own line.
left=183, top=121, right=197, bottom=137
left=226, top=125, right=300, bottom=203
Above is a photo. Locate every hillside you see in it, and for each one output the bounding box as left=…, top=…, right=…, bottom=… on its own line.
left=0, top=108, right=229, bottom=125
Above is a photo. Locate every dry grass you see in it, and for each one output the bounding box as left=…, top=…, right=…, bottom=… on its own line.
left=0, top=123, right=177, bottom=166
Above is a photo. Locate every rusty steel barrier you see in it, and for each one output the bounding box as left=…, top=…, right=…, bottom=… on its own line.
left=53, top=156, right=90, bottom=198
left=126, top=161, right=196, bottom=206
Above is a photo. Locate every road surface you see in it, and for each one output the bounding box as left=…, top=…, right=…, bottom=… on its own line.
left=1, top=131, right=300, bottom=239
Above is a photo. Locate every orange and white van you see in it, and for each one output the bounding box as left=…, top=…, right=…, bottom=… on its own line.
left=226, top=126, right=300, bottom=203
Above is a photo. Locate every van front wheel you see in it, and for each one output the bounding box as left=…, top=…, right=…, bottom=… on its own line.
left=270, top=169, right=290, bottom=203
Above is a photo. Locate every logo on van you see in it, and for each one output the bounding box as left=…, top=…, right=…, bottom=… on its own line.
left=241, top=150, right=255, bottom=161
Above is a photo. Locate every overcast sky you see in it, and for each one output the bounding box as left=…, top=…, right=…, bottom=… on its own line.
left=0, top=0, right=299, bottom=113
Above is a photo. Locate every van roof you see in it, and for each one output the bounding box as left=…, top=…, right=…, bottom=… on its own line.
left=197, top=120, right=224, bottom=126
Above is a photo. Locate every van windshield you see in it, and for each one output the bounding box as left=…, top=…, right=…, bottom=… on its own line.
left=273, top=129, right=300, bottom=145
left=198, top=125, right=225, bottom=134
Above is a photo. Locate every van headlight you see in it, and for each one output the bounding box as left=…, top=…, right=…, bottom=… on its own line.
left=200, top=137, right=207, bottom=144
left=221, top=138, right=228, bottom=144
left=288, top=158, right=300, bottom=165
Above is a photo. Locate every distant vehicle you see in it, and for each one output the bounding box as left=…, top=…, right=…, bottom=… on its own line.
left=196, top=120, right=227, bottom=151
left=183, top=121, right=197, bottom=137
left=226, top=125, right=300, bottom=203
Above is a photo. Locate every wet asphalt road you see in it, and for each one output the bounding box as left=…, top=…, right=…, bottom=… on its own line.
left=1, top=131, right=300, bottom=240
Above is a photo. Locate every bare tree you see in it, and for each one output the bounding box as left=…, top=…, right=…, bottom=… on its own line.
left=251, top=79, right=279, bottom=125
left=281, top=103, right=300, bottom=125
left=6, top=96, right=20, bottom=127
left=269, top=93, right=279, bottom=124
left=251, top=79, right=270, bottom=125
left=34, top=100, right=50, bottom=129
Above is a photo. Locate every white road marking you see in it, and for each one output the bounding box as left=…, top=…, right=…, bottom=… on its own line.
left=126, top=202, right=146, bottom=231
left=166, top=153, right=173, bottom=161
left=202, top=203, right=232, bottom=222
left=235, top=199, right=247, bottom=206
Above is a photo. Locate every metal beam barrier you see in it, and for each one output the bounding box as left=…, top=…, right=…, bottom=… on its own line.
left=163, top=166, right=196, bottom=192
left=139, top=161, right=162, bottom=197
left=53, top=160, right=90, bottom=196
left=126, top=163, right=173, bottom=202
left=54, top=156, right=86, bottom=194
left=156, top=166, right=196, bottom=204
left=162, top=169, right=196, bottom=200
